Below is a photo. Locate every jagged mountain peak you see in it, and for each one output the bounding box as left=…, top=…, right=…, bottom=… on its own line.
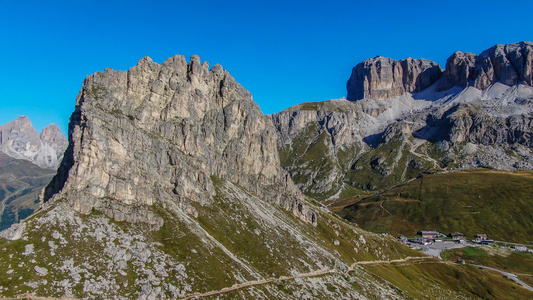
left=440, top=41, right=533, bottom=90
left=43, top=53, right=316, bottom=227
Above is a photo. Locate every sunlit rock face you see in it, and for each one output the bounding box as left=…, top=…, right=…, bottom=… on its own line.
left=43, top=54, right=316, bottom=227
left=347, top=42, right=533, bottom=101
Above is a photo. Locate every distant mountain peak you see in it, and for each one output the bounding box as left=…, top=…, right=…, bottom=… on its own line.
left=0, top=116, right=67, bottom=169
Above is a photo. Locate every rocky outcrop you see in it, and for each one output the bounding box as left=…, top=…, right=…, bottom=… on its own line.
left=44, top=54, right=316, bottom=227
left=0, top=116, right=67, bottom=169
left=346, top=56, right=442, bottom=101
left=440, top=51, right=478, bottom=89
left=440, top=42, right=533, bottom=90
left=273, top=101, right=365, bottom=199
left=273, top=96, right=434, bottom=199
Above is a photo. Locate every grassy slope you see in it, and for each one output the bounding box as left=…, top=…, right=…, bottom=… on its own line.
left=340, top=170, right=533, bottom=243
left=442, top=246, right=533, bottom=275
left=200, top=261, right=533, bottom=299
left=0, top=178, right=420, bottom=298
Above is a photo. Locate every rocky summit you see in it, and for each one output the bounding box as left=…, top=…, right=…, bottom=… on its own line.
left=2, top=45, right=533, bottom=299
left=0, top=116, right=67, bottom=169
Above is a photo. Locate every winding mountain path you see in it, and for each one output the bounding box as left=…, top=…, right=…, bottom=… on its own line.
left=181, top=256, right=432, bottom=299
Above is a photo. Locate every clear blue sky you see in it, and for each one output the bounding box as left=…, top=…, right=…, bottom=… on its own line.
left=1, top=0, right=532, bottom=134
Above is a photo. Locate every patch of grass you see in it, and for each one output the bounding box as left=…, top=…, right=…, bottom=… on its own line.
left=0, top=207, right=16, bottom=231
left=340, top=170, right=533, bottom=243
left=110, top=108, right=123, bottom=116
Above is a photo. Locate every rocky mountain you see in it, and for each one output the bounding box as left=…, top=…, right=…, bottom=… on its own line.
left=0, top=116, right=67, bottom=169
left=275, top=41, right=533, bottom=200
left=347, top=41, right=533, bottom=101
left=440, top=41, right=533, bottom=90
left=2, top=53, right=527, bottom=299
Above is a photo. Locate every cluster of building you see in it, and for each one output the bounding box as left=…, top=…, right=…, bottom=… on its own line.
left=399, top=231, right=494, bottom=245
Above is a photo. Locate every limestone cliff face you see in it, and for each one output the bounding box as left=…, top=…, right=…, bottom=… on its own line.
left=0, top=116, right=67, bottom=169
left=43, top=55, right=315, bottom=227
left=440, top=42, right=533, bottom=90
left=442, top=105, right=533, bottom=146
left=346, top=56, right=442, bottom=101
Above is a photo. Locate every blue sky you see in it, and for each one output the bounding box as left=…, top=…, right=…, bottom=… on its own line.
left=1, top=0, right=532, bottom=134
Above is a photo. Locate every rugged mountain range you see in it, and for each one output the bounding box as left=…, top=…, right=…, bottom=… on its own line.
left=1, top=44, right=533, bottom=299
left=275, top=41, right=533, bottom=200
left=0, top=116, right=67, bottom=169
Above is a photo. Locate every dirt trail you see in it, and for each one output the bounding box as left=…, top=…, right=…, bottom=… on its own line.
left=182, top=256, right=433, bottom=299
